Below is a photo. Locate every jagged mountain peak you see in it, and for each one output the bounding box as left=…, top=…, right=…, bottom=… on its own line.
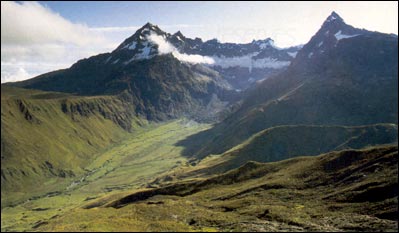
left=293, top=11, right=373, bottom=63
left=114, top=22, right=167, bottom=52
left=171, top=30, right=186, bottom=44
left=252, top=38, right=275, bottom=49
left=143, top=22, right=156, bottom=28
left=138, top=22, right=164, bottom=35
left=319, top=11, right=350, bottom=34
left=173, top=30, right=185, bottom=38
left=324, top=11, right=344, bottom=24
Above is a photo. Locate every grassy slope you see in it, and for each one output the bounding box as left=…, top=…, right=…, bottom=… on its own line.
left=1, top=118, right=211, bottom=232
left=33, top=145, right=397, bottom=232
left=1, top=86, right=144, bottom=206
left=163, top=124, right=398, bottom=182
left=1, top=87, right=397, bottom=232
left=193, top=124, right=398, bottom=175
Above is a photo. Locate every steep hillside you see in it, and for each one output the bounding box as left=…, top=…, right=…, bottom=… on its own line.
left=8, top=54, right=234, bottom=121
left=1, top=86, right=144, bottom=204
left=177, top=12, right=398, bottom=158
left=32, top=145, right=398, bottom=231
left=175, top=124, right=397, bottom=176
left=1, top=119, right=211, bottom=232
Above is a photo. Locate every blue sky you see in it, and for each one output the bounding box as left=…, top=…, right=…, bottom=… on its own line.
left=39, top=1, right=399, bottom=45
left=1, top=1, right=398, bottom=83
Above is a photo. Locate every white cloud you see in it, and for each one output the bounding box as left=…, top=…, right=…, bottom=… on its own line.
left=146, top=32, right=288, bottom=69
left=147, top=33, right=214, bottom=64
left=1, top=1, right=100, bottom=46
left=211, top=54, right=290, bottom=70
left=173, top=52, right=215, bottom=64
left=147, top=33, right=175, bottom=54
left=1, top=1, right=114, bottom=83
left=1, top=67, right=32, bottom=83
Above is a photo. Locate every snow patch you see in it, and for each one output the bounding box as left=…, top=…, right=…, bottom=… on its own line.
left=256, top=78, right=266, bottom=83
left=325, top=16, right=336, bottom=23
left=123, top=45, right=154, bottom=65
left=104, top=56, right=112, bottom=64
left=128, top=42, right=137, bottom=50
left=259, top=43, right=268, bottom=49
left=112, top=58, right=119, bottom=64
left=140, top=46, right=152, bottom=58
left=308, top=52, right=313, bottom=58
left=334, top=30, right=359, bottom=41
left=287, top=51, right=298, bottom=58
left=317, top=41, right=323, bottom=47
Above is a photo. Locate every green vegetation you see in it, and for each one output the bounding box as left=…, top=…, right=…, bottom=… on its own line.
left=176, top=30, right=398, bottom=159
left=1, top=113, right=210, bottom=231
left=189, top=124, right=398, bottom=174
left=2, top=12, right=397, bottom=232
left=16, top=145, right=397, bottom=232
left=1, top=86, right=142, bottom=206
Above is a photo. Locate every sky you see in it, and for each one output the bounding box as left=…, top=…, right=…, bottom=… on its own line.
left=1, top=1, right=398, bottom=83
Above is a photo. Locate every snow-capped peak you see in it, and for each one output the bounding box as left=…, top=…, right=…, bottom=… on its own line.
left=114, top=22, right=167, bottom=52
left=137, top=22, right=164, bottom=36
left=324, top=11, right=344, bottom=23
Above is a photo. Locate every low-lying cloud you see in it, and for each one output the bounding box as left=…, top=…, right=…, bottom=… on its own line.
left=147, top=33, right=215, bottom=65
left=212, top=54, right=290, bottom=70
left=146, top=33, right=289, bottom=70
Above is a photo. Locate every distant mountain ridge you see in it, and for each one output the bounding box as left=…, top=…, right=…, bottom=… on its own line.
left=112, top=22, right=300, bottom=90
left=177, top=11, right=398, bottom=158
left=6, top=22, right=303, bottom=121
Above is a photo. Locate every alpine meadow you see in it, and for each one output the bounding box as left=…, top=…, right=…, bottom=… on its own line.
left=1, top=2, right=398, bottom=232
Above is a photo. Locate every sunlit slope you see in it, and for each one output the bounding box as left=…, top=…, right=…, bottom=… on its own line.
left=1, top=86, right=143, bottom=205
left=33, top=145, right=397, bottom=232
left=1, top=119, right=211, bottom=232
left=190, top=124, right=398, bottom=174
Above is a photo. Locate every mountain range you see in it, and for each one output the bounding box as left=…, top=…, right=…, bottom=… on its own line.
left=1, top=11, right=397, bottom=232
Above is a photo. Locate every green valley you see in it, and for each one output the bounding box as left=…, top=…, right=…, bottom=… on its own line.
left=1, top=114, right=211, bottom=231
left=1, top=5, right=398, bottom=232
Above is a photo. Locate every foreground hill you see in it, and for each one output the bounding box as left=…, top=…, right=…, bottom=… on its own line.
left=32, top=145, right=398, bottom=231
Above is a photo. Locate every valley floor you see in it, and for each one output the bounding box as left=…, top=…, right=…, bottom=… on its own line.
left=1, top=119, right=210, bottom=232
left=1, top=120, right=397, bottom=232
